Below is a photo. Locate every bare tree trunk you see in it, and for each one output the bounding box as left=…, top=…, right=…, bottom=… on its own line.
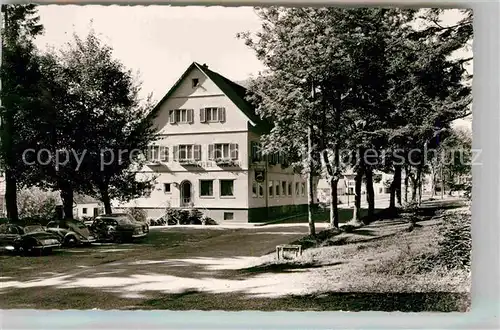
left=404, top=166, right=409, bottom=204
left=307, top=125, right=315, bottom=236
left=440, top=165, right=445, bottom=200
left=389, top=165, right=402, bottom=211
left=60, top=185, right=74, bottom=220
left=430, top=164, right=437, bottom=198
left=4, top=169, right=18, bottom=222
left=364, top=167, right=375, bottom=222
left=351, top=166, right=363, bottom=223
left=100, top=185, right=112, bottom=215
left=418, top=172, right=423, bottom=206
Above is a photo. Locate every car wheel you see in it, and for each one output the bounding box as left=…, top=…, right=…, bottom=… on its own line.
left=64, top=235, right=77, bottom=247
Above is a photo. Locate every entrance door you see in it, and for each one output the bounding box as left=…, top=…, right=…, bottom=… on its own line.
left=181, top=181, right=192, bottom=207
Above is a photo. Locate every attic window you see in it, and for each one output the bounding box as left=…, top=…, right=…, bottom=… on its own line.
left=192, top=78, right=199, bottom=88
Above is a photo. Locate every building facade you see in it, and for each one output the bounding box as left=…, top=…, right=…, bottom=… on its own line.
left=113, top=62, right=316, bottom=223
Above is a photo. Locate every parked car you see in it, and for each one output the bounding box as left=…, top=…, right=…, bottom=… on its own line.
left=91, top=214, right=148, bottom=243
left=0, top=224, right=61, bottom=255
left=45, top=219, right=96, bottom=247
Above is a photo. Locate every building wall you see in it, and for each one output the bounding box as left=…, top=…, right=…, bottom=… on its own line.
left=153, top=68, right=250, bottom=136
left=75, top=203, right=102, bottom=219
left=114, top=65, right=316, bottom=223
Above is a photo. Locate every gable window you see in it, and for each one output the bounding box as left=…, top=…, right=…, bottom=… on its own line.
left=209, top=143, right=239, bottom=160
left=169, top=109, right=194, bottom=124
left=220, top=180, right=235, bottom=197
left=200, top=107, right=226, bottom=123
left=164, top=183, right=171, bottom=193
left=269, top=180, right=274, bottom=197
left=192, top=78, right=199, bottom=88
left=200, top=180, right=214, bottom=197
left=173, top=145, right=201, bottom=161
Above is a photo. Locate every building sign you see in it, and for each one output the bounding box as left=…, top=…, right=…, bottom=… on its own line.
left=255, top=169, right=265, bottom=183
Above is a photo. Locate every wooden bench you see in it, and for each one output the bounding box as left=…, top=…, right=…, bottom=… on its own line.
left=276, top=244, right=302, bottom=260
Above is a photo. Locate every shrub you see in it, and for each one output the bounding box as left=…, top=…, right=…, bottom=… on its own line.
left=17, top=188, right=59, bottom=222
left=437, top=211, right=471, bottom=271
left=162, top=207, right=217, bottom=225
left=202, top=216, right=218, bottom=225
left=127, top=207, right=148, bottom=223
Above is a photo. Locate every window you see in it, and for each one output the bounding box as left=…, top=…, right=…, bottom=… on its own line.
left=159, top=146, right=169, bottom=162
left=169, top=109, right=194, bottom=124
left=288, top=182, right=292, bottom=196
left=269, top=180, right=274, bottom=197
left=220, top=180, right=234, bottom=197
left=192, top=78, right=199, bottom=88
left=282, top=181, right=287, bottom=197
left=250, top=142, right=262, bottom=162
left=301, top=182, right=306, bottom=196
left=200, top=107, right=226, bottom=123
left=164, top=183, right=171, bottom=193
left=200, top=180, right=214, bottom=197
left=205, top=107, right=218, bottom=122
left=209, top=143, right=239, bottom=160
left=275, top=181, right=280, bottom=197
left=224, top=212, right=234, bottom=221
left=174, top=145, right=201, bottom=161
left=295, top=182, right=300, bottom=196
left=258, top=183, right=264, bottom=198
left=252, top=182, right=258, bottom=198
left=82, top=208, right=87, bottom=215
left=146, top=146, right=168, bottom=162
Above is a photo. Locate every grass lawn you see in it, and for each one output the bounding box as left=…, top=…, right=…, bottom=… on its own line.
left=0, top=199, right=470, bottom=311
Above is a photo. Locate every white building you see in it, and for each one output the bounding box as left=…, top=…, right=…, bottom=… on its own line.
left=114, top=62, right=316, bottom=223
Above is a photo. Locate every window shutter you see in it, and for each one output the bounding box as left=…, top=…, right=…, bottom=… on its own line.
left=160, top=146, right=168, bottom=162
left=194, top=145, right=201, bottom=161
left=173, top=145, right=179, bottom=161
left=218, top=107, right=226, bottom=123
left=169, top=110, right=176, bottom=124
left=188, top=109, right=194, bottom=124
left=208, top=144, right=214, bottom=160
left=230, top=143, right=239, bottom=160
left=250, top=142, right=256, bottom=162
left=200, top=108, right=206, bottom=123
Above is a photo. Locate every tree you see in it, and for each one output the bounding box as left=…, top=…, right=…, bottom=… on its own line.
left=0, top=4, right=44, bottom=222
left=57, top=31, right=157, bottom=214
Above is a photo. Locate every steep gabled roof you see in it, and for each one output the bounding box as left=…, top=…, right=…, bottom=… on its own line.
left=147, top=62, right=271, bottom=132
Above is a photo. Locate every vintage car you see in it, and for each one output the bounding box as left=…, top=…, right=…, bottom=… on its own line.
left=45, top=219, right=96, bottom=247
left=0, top=224, right=61, bottom=254
left=91, top=214, right=148, bottom=243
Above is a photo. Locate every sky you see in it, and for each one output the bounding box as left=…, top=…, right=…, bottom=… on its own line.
left=35, top=5, right=266, bottom=101
left=34, top=6, right=471, bottom=129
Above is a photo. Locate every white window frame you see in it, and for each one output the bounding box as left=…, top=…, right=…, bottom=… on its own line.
left=170, top=109, right=194, bottom=124
left=200, top=180, right=214, bottom=197
left=220, top=179, right=235, bottom=197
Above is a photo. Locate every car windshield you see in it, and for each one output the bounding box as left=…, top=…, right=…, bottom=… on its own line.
left=24, top=225, right=44, bottom=234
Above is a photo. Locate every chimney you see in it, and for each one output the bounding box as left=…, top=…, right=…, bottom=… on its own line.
left=202, top=63, right=208, bottom=68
